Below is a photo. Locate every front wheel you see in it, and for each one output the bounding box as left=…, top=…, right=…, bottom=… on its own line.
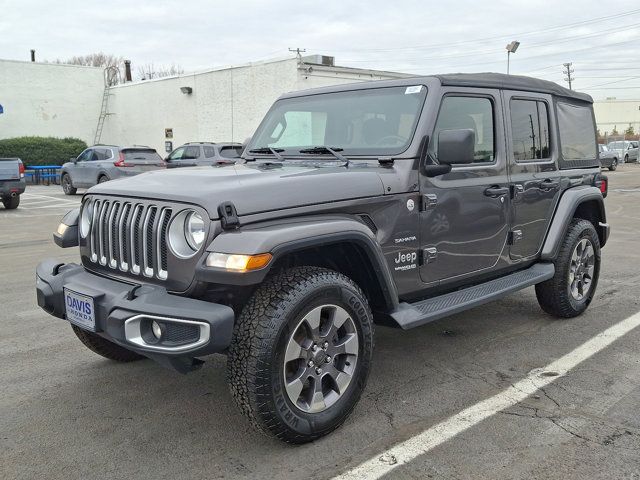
left=609, top=158, right=617, bottom=171
left=61, top=174, right=77, bottom=195
left=536, top=219, right=600, bottom=318
left=624, top=155, right=629, bottom=164
left=227, top=266, right=374, bottom=443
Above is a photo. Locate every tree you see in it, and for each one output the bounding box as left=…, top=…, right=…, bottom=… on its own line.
left=625, top=125, right=635, bottom=137
left=54, top=52, right=125, bottom=85
left=612, top=125, right=619, bottom=136
left=137, top=63, right=184, bottom=80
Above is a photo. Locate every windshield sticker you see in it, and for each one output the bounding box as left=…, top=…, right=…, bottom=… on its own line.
left=405, top=85, right=423, bottom=94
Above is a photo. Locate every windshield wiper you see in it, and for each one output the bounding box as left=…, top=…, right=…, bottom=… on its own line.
left=248, top=147, right=285, bottom=160
left=299, top=146, right=348, bottom=165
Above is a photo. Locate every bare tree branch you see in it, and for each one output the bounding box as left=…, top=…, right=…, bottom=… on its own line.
left=137, top=63, right=184, bottom=80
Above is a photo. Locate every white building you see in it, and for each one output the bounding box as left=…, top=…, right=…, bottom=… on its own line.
left=593, top=98, right=640, bottom=137
left=0, top=59, right=104, bottom=142
left=0, top=55, right=408, bottom=155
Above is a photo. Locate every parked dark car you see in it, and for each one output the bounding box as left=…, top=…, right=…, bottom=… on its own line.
left=165, top=142, right=243, bottom=168
left=38, top=73, right=609, bottom=444
left=0, top=157, right=26, bottom=209
left=598, top=144, right=618, bottom=171
left=60, top=145, right=166, bottom=195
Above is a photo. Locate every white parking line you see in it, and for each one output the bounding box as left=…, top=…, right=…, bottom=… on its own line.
left=334, top=311, right=640, bottom=480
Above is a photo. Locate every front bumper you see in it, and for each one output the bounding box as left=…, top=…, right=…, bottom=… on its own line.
left=36, top=258, right=235, bottom=372
left=0, top=179, right=26, bottom=197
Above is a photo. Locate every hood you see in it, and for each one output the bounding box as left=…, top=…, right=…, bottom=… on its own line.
left=88, top=162, right=387, bottom=218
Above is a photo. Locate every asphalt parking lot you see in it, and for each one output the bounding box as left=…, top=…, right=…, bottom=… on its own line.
left=2, top=171, right=640, bottom=480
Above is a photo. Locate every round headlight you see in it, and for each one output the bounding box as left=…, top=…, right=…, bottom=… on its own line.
left=80, top=201, right=93, bottom=238
left=185, top=211, right=205, bottom=250
left=167, top=209, right=207, bottom=258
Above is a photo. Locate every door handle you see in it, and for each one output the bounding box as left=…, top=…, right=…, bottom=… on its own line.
left=539, top=179, right=559, bottom=190
left=484, top=185, right=509, bottom=197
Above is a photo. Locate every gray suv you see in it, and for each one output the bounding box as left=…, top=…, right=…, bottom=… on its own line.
left=37, top=73, right=609, bottom=444
left=61, top=145, right=165, bottom=195
left=165, top=142, right=243, bottom=168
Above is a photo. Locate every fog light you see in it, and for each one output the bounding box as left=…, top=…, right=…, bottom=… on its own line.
left=152, top=320, right=163, bottom=339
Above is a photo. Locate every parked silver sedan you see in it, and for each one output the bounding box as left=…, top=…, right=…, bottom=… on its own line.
left=607, top=140, right=639, bottom=164
left=61, top=145, right=166, bottom=195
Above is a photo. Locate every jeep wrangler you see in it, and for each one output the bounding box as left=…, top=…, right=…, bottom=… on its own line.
left=36, top=73, right=609, bottom=443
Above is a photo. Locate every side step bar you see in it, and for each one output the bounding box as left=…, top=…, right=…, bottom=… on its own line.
left=391, top=263, right=555, bottom=330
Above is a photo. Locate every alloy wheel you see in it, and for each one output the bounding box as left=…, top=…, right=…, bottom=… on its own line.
left=569, top=238, right=595, bottom=301
left=283, top=304, right=359, bottom=414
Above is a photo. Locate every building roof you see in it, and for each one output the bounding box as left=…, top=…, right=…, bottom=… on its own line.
left=434, top=73, right=592, bottom=103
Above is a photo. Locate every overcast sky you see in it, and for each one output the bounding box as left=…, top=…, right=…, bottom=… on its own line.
left=2, top=0, right=639, bottom=99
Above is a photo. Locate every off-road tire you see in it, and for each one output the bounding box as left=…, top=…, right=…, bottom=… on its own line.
left=2, top=195, right=20, bottom=209
left=609, top=158, right=617, bottom=171
left=227, top=266, right=374, bottom=443
left=71, top=325, right=145, bottom=362
left=61, top=174, right=77, bottom=195
left=536, top=219, right=600, bottom=318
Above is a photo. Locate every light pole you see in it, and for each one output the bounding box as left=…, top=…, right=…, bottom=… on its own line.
left=506, top=41, right=520, bottom=75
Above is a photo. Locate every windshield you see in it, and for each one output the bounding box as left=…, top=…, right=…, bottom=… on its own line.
left=248, top=85, right=427, bottom=157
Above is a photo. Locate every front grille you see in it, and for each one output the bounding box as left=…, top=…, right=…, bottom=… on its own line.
left=88, top=199, right=172, bottom=280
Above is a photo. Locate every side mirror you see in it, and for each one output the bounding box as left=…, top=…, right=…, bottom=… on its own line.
left=70, top=157, right=77, bottom=163
left=437, top=129, right=475, bottom=165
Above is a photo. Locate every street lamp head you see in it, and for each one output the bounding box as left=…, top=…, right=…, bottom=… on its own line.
left=506, top=41, right=520, bottom=53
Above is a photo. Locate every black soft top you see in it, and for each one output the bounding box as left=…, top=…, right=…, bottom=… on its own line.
left=280, top=72, right=592, bottom=103
left=435, top=72, right=592, bottom=103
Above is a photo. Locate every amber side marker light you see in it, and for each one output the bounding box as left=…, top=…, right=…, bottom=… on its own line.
left=205, top=252, right=272, bottom=272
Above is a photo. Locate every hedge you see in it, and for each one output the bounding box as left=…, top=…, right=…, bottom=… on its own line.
left=0, top=136, right=87, bottom=167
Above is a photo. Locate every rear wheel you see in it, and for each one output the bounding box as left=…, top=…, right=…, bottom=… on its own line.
left=227, top=266, right=374, bottom=443
left=2, top=195, right=20, bottom=209
left=98, top=175, right=109, bottom=184
left=609, top=158, right=617, bottom=171
left=71, top=325, right=145, bottom=362
left=61, top=174, right=77, bottom=195
left=536, top=219, right=600, bottom=318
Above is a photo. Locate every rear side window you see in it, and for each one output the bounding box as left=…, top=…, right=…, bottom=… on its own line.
left=430, top=96, right=495, bottom=164
left=510, top=99, right=550, bottom=161
left=557, top=102, right=596, bottom=161
left=122, top=149, right=162, bottom=162
left=183, top=146, right=200, bottom=159
left=219, top=146, right=242, bottom=158
left=203, top=146, right=216, bottom=158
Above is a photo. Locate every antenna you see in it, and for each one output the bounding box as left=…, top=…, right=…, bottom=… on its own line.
left=288, top=47, right=307, bottom=63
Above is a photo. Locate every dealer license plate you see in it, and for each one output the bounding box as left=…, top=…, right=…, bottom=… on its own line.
left=64, top=288, right=96, bottom=331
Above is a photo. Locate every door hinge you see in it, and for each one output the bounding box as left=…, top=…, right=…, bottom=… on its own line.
left=421, top=194, right=438, bottom=211
left=511, top=184, right=524, bottom=200
left=508, top=230, right=523, bottom=244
